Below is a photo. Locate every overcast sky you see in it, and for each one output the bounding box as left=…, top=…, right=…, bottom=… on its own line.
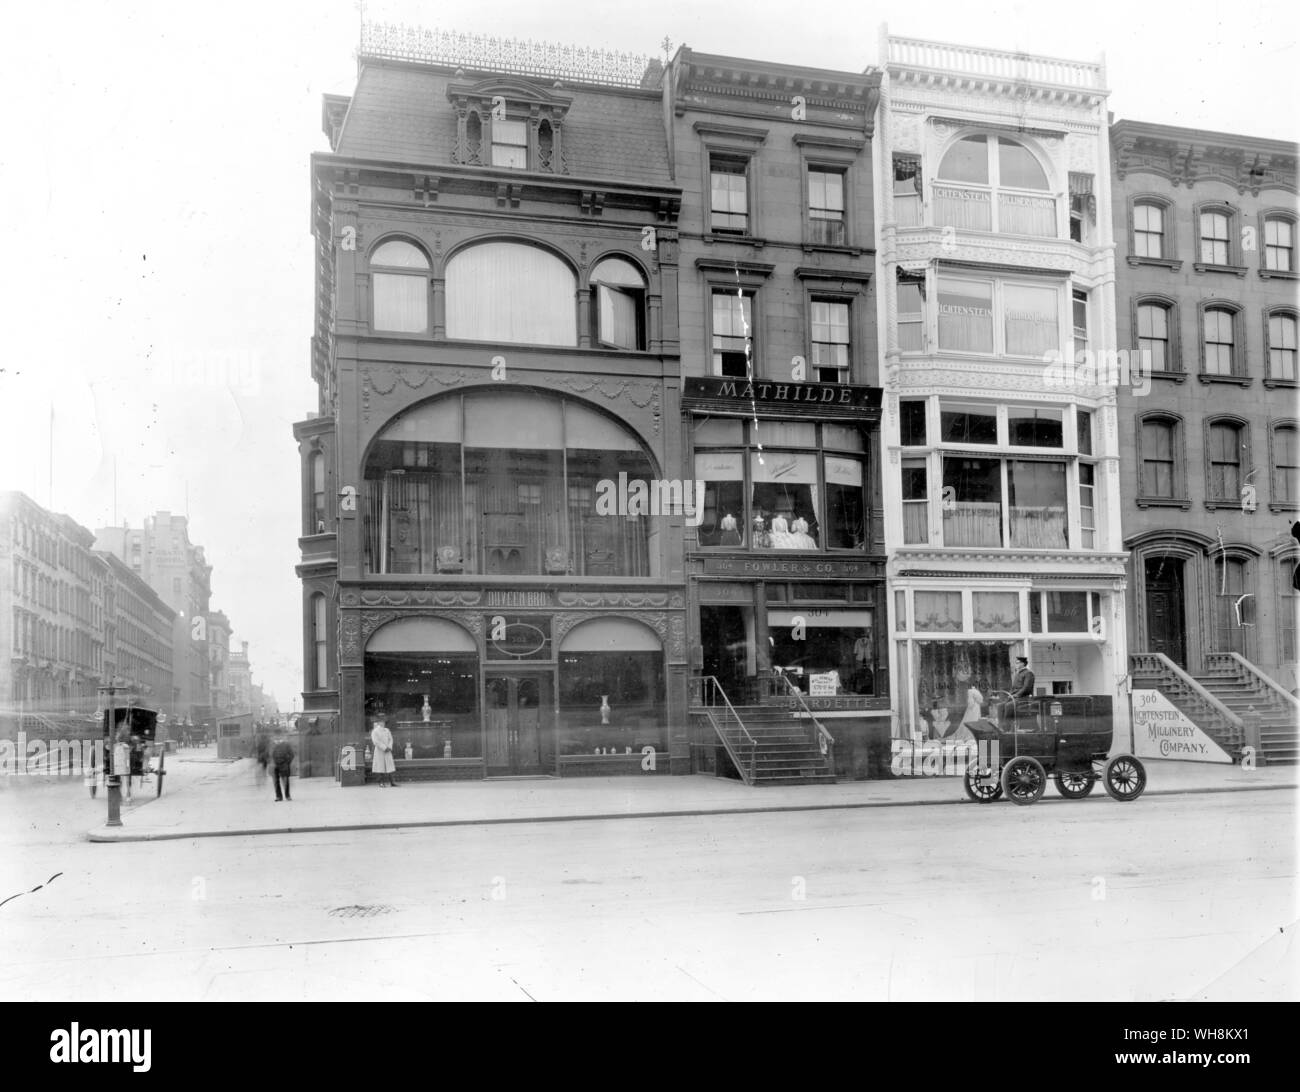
left=1, top=0, right=1295, bottom=710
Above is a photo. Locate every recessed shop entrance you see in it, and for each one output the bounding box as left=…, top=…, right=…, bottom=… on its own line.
left=484, top=672, right=554, bottom=776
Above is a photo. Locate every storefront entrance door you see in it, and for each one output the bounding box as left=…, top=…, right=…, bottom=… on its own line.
left=1144, top=558, right=1187, bottom=668
left=485, top=673, right=552, bottom=775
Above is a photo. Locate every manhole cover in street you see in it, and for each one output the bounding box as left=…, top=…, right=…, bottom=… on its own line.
left=328, top=904, right=395, bottom=918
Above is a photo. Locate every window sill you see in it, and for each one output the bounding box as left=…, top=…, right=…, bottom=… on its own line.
left=800, top=242, right=867, bottom=257
left=1197, top=373, right=1253, bottom=386
left=1193, top=262, right=1248, bottom=277
left=1149, top=370, right=1188, bottom=383
left=1264, top=377, right=1298, bottom=389
left=1259, top=268, right=1298, bottom=280
left=1268, top=502, right=1300, bottom=513
left=704, top=233, right=767, bottom=248
left=1127, top=256, right=1182, bottom=271
left=1136, top=497, right=1191, bottom=509
left=1204, top=500, right=1252, bottom=510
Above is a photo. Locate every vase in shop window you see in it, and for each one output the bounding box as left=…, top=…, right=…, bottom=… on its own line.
left=404, top=741, right=413, bottom=760
left=421, top=695, right=432, bottom=723
left=600, top=695, right=610, bottom=725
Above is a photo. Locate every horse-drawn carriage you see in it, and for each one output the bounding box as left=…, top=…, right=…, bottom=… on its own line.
left=962, top=693, right=1146, bottom=806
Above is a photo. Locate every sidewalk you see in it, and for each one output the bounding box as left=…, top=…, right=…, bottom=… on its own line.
left=85, top=748, right=1298, bottom=842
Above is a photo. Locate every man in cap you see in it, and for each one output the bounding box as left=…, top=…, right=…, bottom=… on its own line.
left=1000, top=655, right=1036, bottom=725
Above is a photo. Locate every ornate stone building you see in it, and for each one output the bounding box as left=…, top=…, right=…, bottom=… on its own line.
left=874, top=31, right=1131, bottom=742
left=1111, top=119, right=1299, bottom=761
left=295, top=26, right=686, bottom=777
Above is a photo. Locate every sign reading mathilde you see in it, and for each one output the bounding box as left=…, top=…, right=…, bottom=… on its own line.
left=683, top=377, right=882, bottom=416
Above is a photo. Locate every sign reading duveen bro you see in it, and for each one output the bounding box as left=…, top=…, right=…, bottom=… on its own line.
left=1131, top=689, right=1231, bottom=763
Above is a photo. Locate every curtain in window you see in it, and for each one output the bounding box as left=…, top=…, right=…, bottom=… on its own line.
left=914, top=592, right=963, bottom=632
left=973, top=592, right=1020, bottom=632
left=694, top=451, right=746, bottom=546
left=373, top=273, right=428, bottom=332
left=942, top=457, right=1002, bottom=547
left=824, top=456, right=864, bottom=549
left=1008, top=461, right=1067, bottom=548
left=999, top=193, right=1056, bottom=237
left=446, top=243, right=576, bottom=345
left=934, top=185, right=992, bottom=231
left=903, top=501, right=929, bottom=544
left=1004, top=284, right=1059, bottom=357
left=751, top=452, right=820, bottom=549
left=914, top=640, right=1014, bottom=740
left=938, top=279, right=994, bottom=352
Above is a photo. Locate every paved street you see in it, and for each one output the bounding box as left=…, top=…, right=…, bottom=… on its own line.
left=1, top=757, right=1294, bottom=1001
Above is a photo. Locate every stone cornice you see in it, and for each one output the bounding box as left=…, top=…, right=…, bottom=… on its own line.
left=1111, top=122, right=1298, bottom=195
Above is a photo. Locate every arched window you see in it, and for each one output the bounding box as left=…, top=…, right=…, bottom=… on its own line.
left=1264, top=214, right=1296, bottom=273
left=1136, top=300, right=1176, bottom=372
left=1198, top=207, right=1234, bottom=266
left=311, top=594, right=328, bottom=690
left=590, top=257, right=647, bottom=350
left=1201, top=305, right=1241, bottom=377
left=935, top=135, right=1055, bottom=236
left=1273, top=424, right=1299, bottom=507
left=362, top=393, right=655, bottom=577
left=1267, top=311, right=1297, bottom=381
left=370, top=239, right=430, bottom=333
left=1205, top=419, right=1248, bottom=503
left=445, top=241, right=577, bottom=345
left=310, top=452, right=326, bottom=533
left=1137, top=414, right=1183, bottom=502
left=1132, top=200, right=1170, bottom=259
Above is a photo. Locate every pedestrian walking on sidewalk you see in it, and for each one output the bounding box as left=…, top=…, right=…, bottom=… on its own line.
left=113, top=729, right=133, bottom=802
left=255, top=733, right=270, bottom=782
left=271, top=737, right=295, bottom=801
left=370, top=720, right=398, bottom=787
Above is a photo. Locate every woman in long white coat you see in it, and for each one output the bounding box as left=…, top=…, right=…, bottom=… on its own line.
left=370, top=721, right=398, bottom=787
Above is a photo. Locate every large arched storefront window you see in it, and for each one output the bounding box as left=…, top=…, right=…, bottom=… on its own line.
left=363, top=392, right=656, bottom=577
left=364, top=617, right=481, bottom=759
left=558, top=618, right=665, bottom=757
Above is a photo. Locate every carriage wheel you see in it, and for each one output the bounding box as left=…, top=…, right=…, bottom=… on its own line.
left=963, top=762, right=1004, bottom=803
left=1053, top=771, right=1095, bottom=799
left=1001, top=756, right=1046, bottom=806
left=1103, top=755, right=1146, bottom=802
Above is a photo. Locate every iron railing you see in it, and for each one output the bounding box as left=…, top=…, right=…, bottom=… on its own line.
left=687, top=675, right=756, bottom=784
left=1130, top=652, right=1245, bottom=750
left=772, top=671, right=836, bottom=771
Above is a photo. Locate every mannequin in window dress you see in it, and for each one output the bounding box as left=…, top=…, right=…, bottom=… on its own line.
left=719, top=512, right=742, bottom=546
left=789, top=514, right=818, bottom=549
left=950, top=684, right=985, bottom=742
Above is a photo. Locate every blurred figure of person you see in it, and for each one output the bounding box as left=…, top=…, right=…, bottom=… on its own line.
left=370, top=720, right=397, bottom=787
left=255, top=733, right=270, bottom=781
left=271, top=737, right=295, bottom=801
left=113, top=728, right=133, bottom=802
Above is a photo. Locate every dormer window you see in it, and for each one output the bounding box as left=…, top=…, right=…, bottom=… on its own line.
left=449, top=79, right=572, bottom=174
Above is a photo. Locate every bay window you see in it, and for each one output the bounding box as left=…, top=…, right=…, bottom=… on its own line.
left=937, top=274, right=1062, bottom=357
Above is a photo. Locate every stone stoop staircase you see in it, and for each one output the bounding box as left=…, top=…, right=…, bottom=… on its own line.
left=732, top=706, right=836, bottom=785
left=1193, top=657, right=1299, bottom=766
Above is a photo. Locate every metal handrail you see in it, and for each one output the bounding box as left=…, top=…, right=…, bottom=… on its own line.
left=773, top=671, right=835, bottom=761
left=1130, top=653, right=1245, bottom=735
left=1205, top=652, right=1300, bottom=711
left=688, top=676, right=756, bottom=783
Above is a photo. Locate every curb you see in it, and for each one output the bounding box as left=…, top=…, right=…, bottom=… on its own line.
left=84, top=779, right=1299, bottom=843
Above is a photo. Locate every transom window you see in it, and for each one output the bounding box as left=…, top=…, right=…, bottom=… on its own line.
left=934, top=135, right=1055, bottom=236
left=808, top=168, right=846, bottom=245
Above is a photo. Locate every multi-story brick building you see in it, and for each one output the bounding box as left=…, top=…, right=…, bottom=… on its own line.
left=874, top=31, right=1132, bottom=745
left=1111, top=119, right=1299, bottom=760
left=665, top=47, right=887, bottom=779
left=295, top=26, right=685, bottom=778
left=96, top=549, right=174, bottom=706
left=1, top=492, right=107, bottom=721
left=96, top=513, right=213, bottom=725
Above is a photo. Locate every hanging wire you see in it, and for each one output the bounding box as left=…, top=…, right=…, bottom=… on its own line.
left=734, top=263, right=762, bottom=465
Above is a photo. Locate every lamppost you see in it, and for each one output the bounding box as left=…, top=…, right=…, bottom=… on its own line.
left=96, top=682, right=124, bottom=827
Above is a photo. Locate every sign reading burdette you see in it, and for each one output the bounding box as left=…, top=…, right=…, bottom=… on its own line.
left=1130, top=689, right=1231, bottom=763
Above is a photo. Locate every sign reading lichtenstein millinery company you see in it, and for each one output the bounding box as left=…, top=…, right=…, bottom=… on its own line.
left=1130, top=689, right=1231, bottom=763
left=682, top=377, right=882, bottom=418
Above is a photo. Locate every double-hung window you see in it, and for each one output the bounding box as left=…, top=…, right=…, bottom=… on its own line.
left=1199, top=210, right=1232, bottom=265
left=810, top=299, right=850, bottom=382
left=808, top=169, right=845, bottom=245
left=490, top=119, right=528, bottom=168
left=1264, top=216, right=1296, bottom=272
left=710, top=156, right=749, bottom=234
left=712, top=289, right=753, bottom=377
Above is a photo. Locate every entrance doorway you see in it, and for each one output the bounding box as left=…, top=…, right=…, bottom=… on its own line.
left=485, top=673, right=554, bottom=776
left=1144, top=557, right=1187, bottom=667
left=699, top=605, right=750, bottom=700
